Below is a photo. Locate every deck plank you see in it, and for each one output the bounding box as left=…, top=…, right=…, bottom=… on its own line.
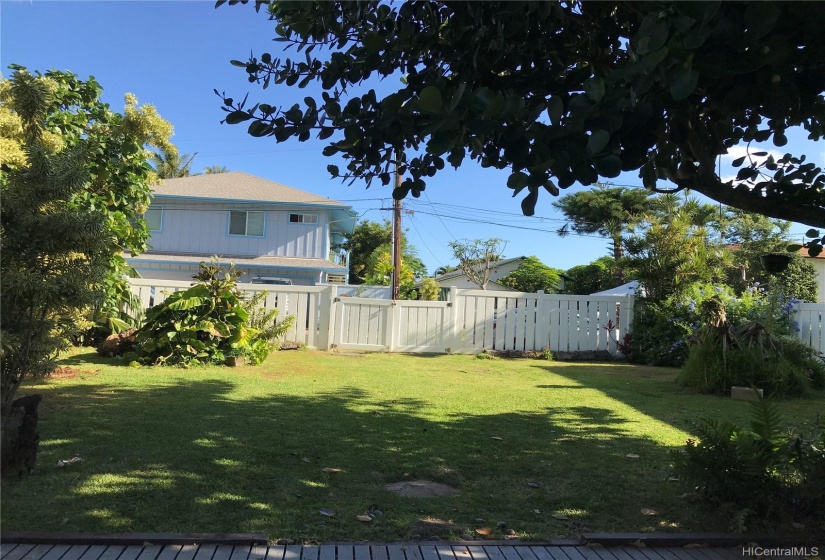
left=601, top=548, right=634, bottom=560
left=450, top=546, right=472, bottom=560
left=193, top=544, right=217, bottom=560
left=418, top=545, right=440, bottom=560
left=571, top=547, right=603, bottom=560
left=435, top=546, right=456, bottom=560
left=211, top=545, right=235, bottom=560
left=585, top=548, right=619, bottom=560
left=702, top=549, right=744, bottom=560
left=540, top=547, right=571, bottom=560
left=173, top=545, right=200, bottom=560
left=478, top=548, right=506, bottom=560
left=302, top=546, right=319, bottom=560
left=684, top=549, right=730, bottom=560
left=353, top=546, right=371, bottom=560
left=526, top=547, right=557, bottom=560
left=227, top=546, right=250, bottom=560
left=79, top=546, right=110, bottom=560
left=39, top=545, right=73, bottom=560
left=2, top=545, right=20, bottom=557
left=57, top=546, right=92, bottom=560
left=19, top=545, right=56, bottom=560
left=319, top=546, right=336, bottom=560
left=4, top=544, right=38, bottom=560
left=513, top=547, right=541, bottom=560
left=404, top=546, right=424, bottom=560
left=136, top=546, right=164, bottom=560
left=336, top=546, right=353, bottom=560
left=465, top=547, right=488, bottom=560
left=386, top=545, right=406, bottom=560
left=154, top=545, right=181, bottom=560
left=370, top=545, right=389, bottom=560
left=264, top=546, right=284, bottom=560
left=248, top=546, right=267, bottom=560
left=283, top=546, right=301, bottom=560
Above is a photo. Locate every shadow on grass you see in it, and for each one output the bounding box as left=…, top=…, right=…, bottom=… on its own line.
left=1, top=361, right=729, bottom=540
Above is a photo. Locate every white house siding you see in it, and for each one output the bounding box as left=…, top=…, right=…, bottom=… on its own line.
left=132, top=262, right=322, bottom=285
left=806, top=258, right=825, bottom=303
left=147, top=200, right=329, bottom=259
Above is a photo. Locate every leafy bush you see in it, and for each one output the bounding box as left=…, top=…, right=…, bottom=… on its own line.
left=418, top=278, right=441, bottom=301
left=672, top=398, right=825, bottom=531
left=241, top=291, right=295, bottom=364
left=132, top=262, right=295, bottom=366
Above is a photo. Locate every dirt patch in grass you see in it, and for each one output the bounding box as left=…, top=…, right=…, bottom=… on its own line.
left=49, top=366, right=98, bottom=380
left=385, top=479, right=461, bottom=497
left=406, top=518, right=467, bottom=539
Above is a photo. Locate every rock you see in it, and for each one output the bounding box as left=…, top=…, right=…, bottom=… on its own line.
left=504, top=529, right=516, bottom=536
left=475, top=518, right=486, bottom=523
left=555, top=351, right=574, bottom=361
left=496, top=521, right=507, bottom=528
left=1, top=394, right=42, bottom=478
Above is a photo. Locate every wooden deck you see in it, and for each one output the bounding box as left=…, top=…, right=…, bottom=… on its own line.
left=0, top=542, right=774, bottom=560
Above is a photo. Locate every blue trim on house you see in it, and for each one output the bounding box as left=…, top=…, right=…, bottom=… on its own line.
left=225, top=209, right=267, bottom=238
left=152, top=194, right=349, bottom=211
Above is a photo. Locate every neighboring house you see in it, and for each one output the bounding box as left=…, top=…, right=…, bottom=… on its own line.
left=432, top=256, right=526, bottom=290
left=798, top=247, right=825, bottom=302
left=126, top=172, right=358, bottom=285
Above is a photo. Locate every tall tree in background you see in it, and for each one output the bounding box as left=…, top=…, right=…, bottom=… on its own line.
left=151, top=148, right=197, bottom=178
left=563, top=257, right=617, bottom=295
left=448, top=238, right=507, bottom=290
left=553, top=185, right=654, bottom=282
left=0, top=66, right=174, bottom=423
left=499, top=256, right=564, bottom=293
left=433, top=264, right=459, bottom=277
left=219, top=1, right=825, bottom=230
left=339, top=219, right=425, bottom=284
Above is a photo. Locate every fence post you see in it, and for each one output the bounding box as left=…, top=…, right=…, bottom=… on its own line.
left=535, top=290, right=547, bottom=352
left=446, top=286, right=459, bottom=353
left=319, top=285, right=337, bottom=350
left=385, top=301, right=399, bottom=352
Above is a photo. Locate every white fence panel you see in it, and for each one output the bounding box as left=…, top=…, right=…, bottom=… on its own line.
left=795, top=303, right=825, bottom=354
left=394, top=300, right=452, bottom=353
left=332, top=297, right=392, bottom=351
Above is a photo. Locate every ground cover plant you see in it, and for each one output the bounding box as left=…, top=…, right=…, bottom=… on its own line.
left=2, top=350, right=823, bottom=540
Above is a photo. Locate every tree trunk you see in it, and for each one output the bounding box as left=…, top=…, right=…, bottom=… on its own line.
left=1, top=394, right=43, bottom=478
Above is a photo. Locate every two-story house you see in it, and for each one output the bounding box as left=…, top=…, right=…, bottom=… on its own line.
left=126, top=172, right=358, bottom=285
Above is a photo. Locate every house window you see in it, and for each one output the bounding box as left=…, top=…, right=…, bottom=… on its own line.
left=229, top=211, right=265, bottom=237
left=289, top=213, right=318, bottom=224
left=144, top=207, right=163, bottom=232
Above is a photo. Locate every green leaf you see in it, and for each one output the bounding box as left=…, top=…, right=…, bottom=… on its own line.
left=594, top=155, right=623, bottom=178
left=546, top=96, right=564, bottom=125
left=587, top=130, right=610, bottom=155
left=583, top=77, right=605, bottom=102
left=786, top=244, right=803, bottom=252
left=507, top=171, right=529, bottom=193
left=225, top=111, right=251, bottom=124
left=521, top=188, right=539, bottom=216
left=670, top=68, right=699, bottom=101
left=327, top=164, right=340, bottom=176
left=418, top=86, right=442, bottom=113
left=805, top=229, right=820, bottom=239
left=167, top=297, right=207, bottom=311
left=773, top=132, right=788, bottom=147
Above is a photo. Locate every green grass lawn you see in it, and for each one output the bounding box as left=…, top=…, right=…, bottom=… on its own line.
left=2, top=349, right=823, bottom=541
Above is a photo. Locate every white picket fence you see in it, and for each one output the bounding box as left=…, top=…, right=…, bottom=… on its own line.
left=795, top=303, right=825, bottom=354
left=127, top=280, right=634, bottom=355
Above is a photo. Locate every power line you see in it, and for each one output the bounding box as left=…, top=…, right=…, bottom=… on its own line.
left=406, top=212, right=446, bottom=268
left=422, top=191, right=458, bottom=241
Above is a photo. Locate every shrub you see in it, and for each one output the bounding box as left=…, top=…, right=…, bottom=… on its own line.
left=242, top=292, right=296, bottom=364
left=418, top=278, right=441, bottom=301
left=671, top=398, right=825, bottom=531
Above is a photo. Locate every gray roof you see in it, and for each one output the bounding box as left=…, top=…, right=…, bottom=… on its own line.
left=127, top=252, right=347, bottom=271
left=152, top=172, right=350, bottom=207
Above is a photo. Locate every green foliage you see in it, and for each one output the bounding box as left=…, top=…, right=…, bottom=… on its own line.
left=0, top=66, right=174, bottom=418
left=498, top=256, right=563, bottom=293
left=766, top=257, right=818, bottom=303
left=338, top=220, right=425, bottom=285
left=563, top=257, right=616, bottom=295
left=418, top=278, right=441, bottom=301
left=672, top=398, right=825, bottom=531
left=150, top=148, right=197, bottom=178
left=219, top=2, right=825, bottom=227
left=242, top=291, right=296, bottom=363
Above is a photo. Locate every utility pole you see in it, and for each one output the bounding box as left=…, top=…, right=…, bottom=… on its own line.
left=392, top=151, right=403, bottom=300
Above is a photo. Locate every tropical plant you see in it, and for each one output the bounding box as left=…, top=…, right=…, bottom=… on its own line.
left=242, top=291, right=296, bottom=362
left=150, top=148, right=197, bottom=178
left=338, top=219, right=425, bottom=284
left=133, top=262, right=254, bottom=366
left=0, top=66, right=175, bottom=420
left=218, top=1, right=825, bottom=229
left=672, top=398, right=825, bottom=531
left=418, top=277, right=441, bottom=301
left=203, top=165, right=229, bottom=174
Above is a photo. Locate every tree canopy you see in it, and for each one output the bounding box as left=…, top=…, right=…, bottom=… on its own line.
left=498, top=256, right=564, bottom=294
left=0, top=66, right=174, bottom=418
left=338, top=219, right=425, bottom=285
left=218, top=1, right=825, bottom=228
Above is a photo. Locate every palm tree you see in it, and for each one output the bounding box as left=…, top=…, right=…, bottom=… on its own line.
left=203, top=165, right=229, bottom=174
left=150, top=149, right=197, bottom=178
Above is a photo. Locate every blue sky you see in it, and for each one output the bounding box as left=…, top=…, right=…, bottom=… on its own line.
left=2, top=1, right=822, bottom=277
